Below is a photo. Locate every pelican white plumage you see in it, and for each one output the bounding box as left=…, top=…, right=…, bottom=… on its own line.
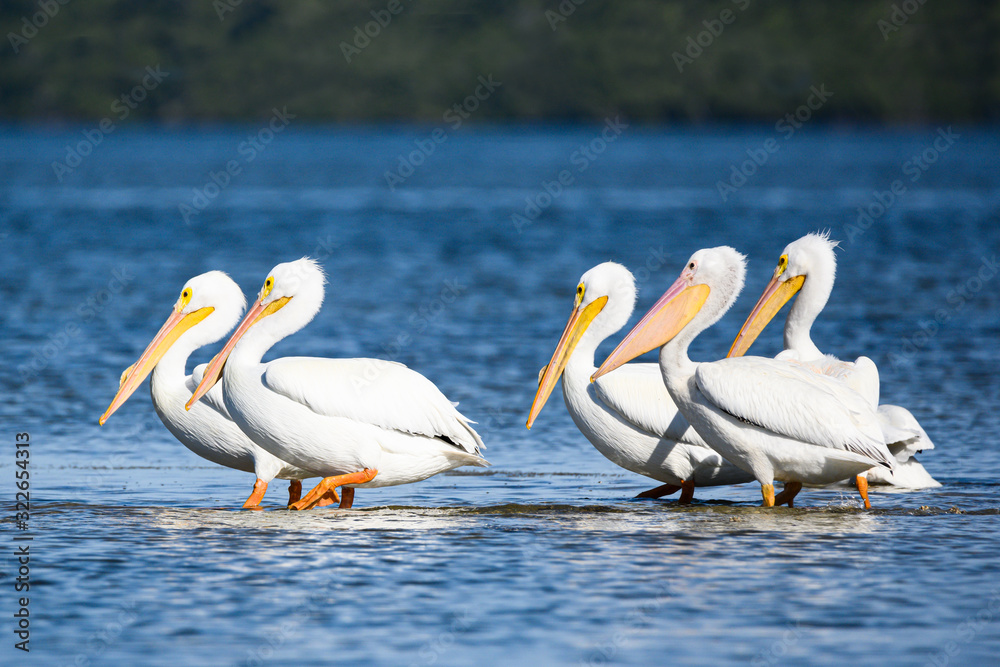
left=99, top=271, right=317, bottom=508
left=592, top=247, right=895, bottom=508
left=727, top=232, right=939, bottom=490
left=728, top=233, right=878, bottom=400
left=526, top=262, right=753, bottom=502
left=868, top=405, right=940, bottom=488
left=185, top=258, right=488, bottom=510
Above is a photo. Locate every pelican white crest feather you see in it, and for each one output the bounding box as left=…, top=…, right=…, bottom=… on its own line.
left=729, top=232, right=939, bottom=491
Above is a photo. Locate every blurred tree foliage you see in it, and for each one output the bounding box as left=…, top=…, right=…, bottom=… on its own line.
left=1, top=0, right=997, bottom=122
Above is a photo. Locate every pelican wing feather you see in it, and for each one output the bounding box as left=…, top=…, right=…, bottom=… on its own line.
left=695, top=357, right=893, bottom=469
left=262, top=357, right=484, bottom=456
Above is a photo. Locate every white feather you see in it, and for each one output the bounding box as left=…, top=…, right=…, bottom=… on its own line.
left=187, top=363, right=235, bottom=421
left=592, top=363, right=700, bottom=443
left=696, top=357, right=894, bottom=469
left=263, top=357, right=484, bottom=455
left=198, top=258, right=489, bottom=498
left=536, top=262, right=753, bottom=490
left=751, top=232, right=938, bottom=485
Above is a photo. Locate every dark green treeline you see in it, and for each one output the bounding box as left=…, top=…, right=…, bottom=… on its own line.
left=1, top=0, right=997, bottom=123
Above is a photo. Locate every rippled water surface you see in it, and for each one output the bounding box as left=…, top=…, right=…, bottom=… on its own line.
left=2, top=125, right=999, bottom=665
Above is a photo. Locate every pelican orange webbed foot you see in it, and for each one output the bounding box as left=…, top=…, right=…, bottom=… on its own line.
left=289, top=469, right=377, bottom=511
left=313, top=490, right=340, bottom=509
left=289, top=488, right=338, bottom=511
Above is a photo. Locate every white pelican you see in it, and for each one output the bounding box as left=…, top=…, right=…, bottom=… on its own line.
left=727, top=232, right=939, bottom=491
left=868, top=405, right=940, bottom=488
left=526, top=262, right=753, bottom=502
left=592, top=246, right=895, bottom=508
left=185, top=258, right=488, bottom=510
left=99, top=271, right=317, bottom=508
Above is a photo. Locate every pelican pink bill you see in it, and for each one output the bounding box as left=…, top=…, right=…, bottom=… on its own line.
left=526, top=262, right=753, bottom=503
left=592, top=246, right=895, bottom=508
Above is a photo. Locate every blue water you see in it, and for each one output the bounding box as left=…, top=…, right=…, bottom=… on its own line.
left=2, top=124, right=999, bottom=666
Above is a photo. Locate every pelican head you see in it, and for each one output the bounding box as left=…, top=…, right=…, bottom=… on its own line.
left=185, top=258, right=326, bottom=410
left=728, top=231, right=838, bottom=358
left=100, top=271, right=246, bottom=425
left=592, top=247, right=746, bottom=380
left=526, top=262, right=636, bottom=429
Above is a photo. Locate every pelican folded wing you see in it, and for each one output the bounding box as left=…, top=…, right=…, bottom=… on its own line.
left=262, top=356, right=485, bottom=455
left=695, top=357, right=893, bottom=469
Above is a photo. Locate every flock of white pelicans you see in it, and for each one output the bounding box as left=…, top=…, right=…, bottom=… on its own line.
left=99, top=232, right=938, bottom=511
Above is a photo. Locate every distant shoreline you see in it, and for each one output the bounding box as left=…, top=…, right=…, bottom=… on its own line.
left=1, top=1, right=995, bottom=124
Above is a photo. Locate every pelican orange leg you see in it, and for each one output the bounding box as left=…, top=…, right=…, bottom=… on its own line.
left=761, top=483, right=775, bottom=507
left=773, top=482, right=803, bottom=507
left=290, top=469, right=378, bottom=511
left=242, top=478, right=268, bottom=509
left=856, top=475, right=872, bottom=509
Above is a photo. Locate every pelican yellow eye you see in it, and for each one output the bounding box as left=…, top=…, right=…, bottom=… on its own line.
left=261, top=276, right=274, bottom=299
left=574, top=283, right=585, bottom=307
left=776, top=254, right=789, bottom=275
left=177, top=288, right=193, bottom=311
